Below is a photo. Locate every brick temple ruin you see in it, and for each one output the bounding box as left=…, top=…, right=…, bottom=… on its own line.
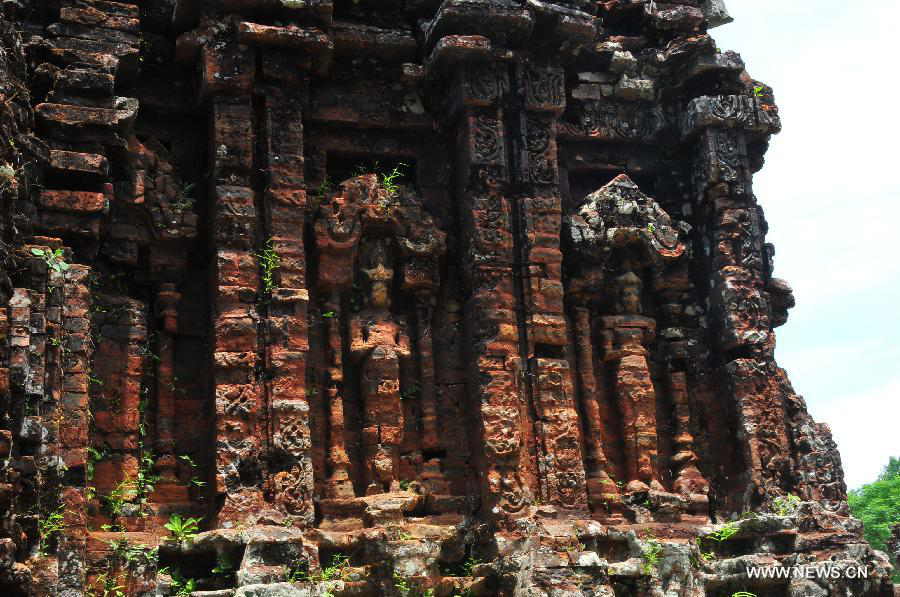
left=0, top=0, right=896, bottom=595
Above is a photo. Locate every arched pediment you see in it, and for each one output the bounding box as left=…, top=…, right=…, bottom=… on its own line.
left=567, top=174, right=688, bottom=267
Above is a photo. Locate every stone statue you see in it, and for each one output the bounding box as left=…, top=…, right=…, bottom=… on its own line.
left=349, top=239, right=412, bottom=494
left=599, top=267, right=664, bottom=493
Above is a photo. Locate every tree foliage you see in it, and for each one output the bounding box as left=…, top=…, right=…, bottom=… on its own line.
left=848, top=457, right=900, bottom=581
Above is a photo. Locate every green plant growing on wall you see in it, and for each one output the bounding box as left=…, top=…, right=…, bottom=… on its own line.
left=179, top=454, right=207, bottom=487
left=320, top=554, right=350, bottom=581
left=38, top=504, right=66, bottom=555
left=30, top=247, right=70, bottom=273
left=108, top=538, right=158, bottom=570
left=460, top=555, right=482, bottom=577
left=86, top=446, right=107, bottom=481
left=316, top=174, right=334, bottom=199
left=159, top=566, right=196, bottom=596
left=694, top=520, right=740, bottom=562
left=256, top=238, right=280, bottom=297
left=773, top=493, right=802, bottom=516
left=640, top=538, right=663, bottom=575
left=705, top=521, right=740, bottom=543
left=134, top=450, right=159, bottom=512
left=394, top=571, right=434, bottom=596
left=100, top=479, right=132, bottom=530
left=694, top=537, right=715, bottom=562
left=732, top=592, right=757, bottom=597
left=380, top=162, right=408, bottom=197
left=285, top=554, right=351, bottom=597
left=164, top=513, right=202, bottom=543
left=285, top=560, right=309, bottom=582
left=90, top=571, right=126, bottom=597
left=752, top=86, right=764, bottom=98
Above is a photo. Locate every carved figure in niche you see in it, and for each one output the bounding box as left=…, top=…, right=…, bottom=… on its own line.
left=567, top=174, right=709, bottom=513
left=349, top=238, right=412, bottom=494
left=314, top=192, right=362, bottom=499
left=313, top=174, right=446, bottom=499
left=599, top=266, right=663, bottom=492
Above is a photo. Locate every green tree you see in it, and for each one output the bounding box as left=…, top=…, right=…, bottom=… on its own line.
left=848, top=457, right=900, bottom=582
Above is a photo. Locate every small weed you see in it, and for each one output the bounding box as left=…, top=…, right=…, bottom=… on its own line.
left=752, top=86, right=764, bottom=98
left=179, top=454, right=206, bottom=487
left=773, top=493, right=801, bottom=516
left=91, top=571, right=126, bottom=597
left=394, top=571, right=434, bottom=597
left=287, top=554, right=349, bottom=592
left=108, top=538, right=158, bottom=569
left=38, top=504, right=66, bottom=555
left=316, top=175, right=334, bottom=199
left=160, top=566, right=196, bottom=596
left=164, top=513, right=202, bottom=543
left=694, top=537, right=715, bottom=562
left=640, top=538, right=663, bottom=575
left=705, top=521, right=740, bottom=543
left=255, top=238, right=280, bottom=297
left=134, top=449, right=159, bottom=511
left=322, top=310, right=337, bottom=318
left=30, top=247, right=70, bottom=273
left=102, top=480, right=131, bottom=520
left=285, top=560, right=309, bottom=582
left=320, top=554, right=351, bottom=581
left=696, top=521, right=740, bottom=559
left=732, top=592, right=757, bottom=597
left=460, top=555, right=482, bottom=577
left=380, top=162, right=408, bottom=197
left=86, top=446, right=107, bottom=481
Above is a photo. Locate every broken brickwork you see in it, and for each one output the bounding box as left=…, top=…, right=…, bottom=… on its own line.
left=0, top=0, right=895, bottom=595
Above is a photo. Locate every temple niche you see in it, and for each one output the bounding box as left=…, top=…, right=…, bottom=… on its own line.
left=310, top=174, right=450, bottom=517
left=566, top=174, right=709, bottom=520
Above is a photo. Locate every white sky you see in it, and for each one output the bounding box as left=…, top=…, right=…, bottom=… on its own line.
left=712, top=1, right=900, bottom=489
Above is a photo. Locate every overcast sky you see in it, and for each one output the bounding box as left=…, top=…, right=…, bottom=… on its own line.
left=712, top=1, right=900, bottom=489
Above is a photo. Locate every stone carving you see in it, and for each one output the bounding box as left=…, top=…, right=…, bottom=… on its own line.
left=559, top=99, right=666, bottom=141
left=567, top=174, right=710, bottom=514
left=522, top=63, right=565, bottom=112
left=312, top=175, right=446, bottom=500
left=350, top=239, right=412, bottom=493
left=0, top=2, right=890, bottom=596
left=471, top=114, right=505, bottom=165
